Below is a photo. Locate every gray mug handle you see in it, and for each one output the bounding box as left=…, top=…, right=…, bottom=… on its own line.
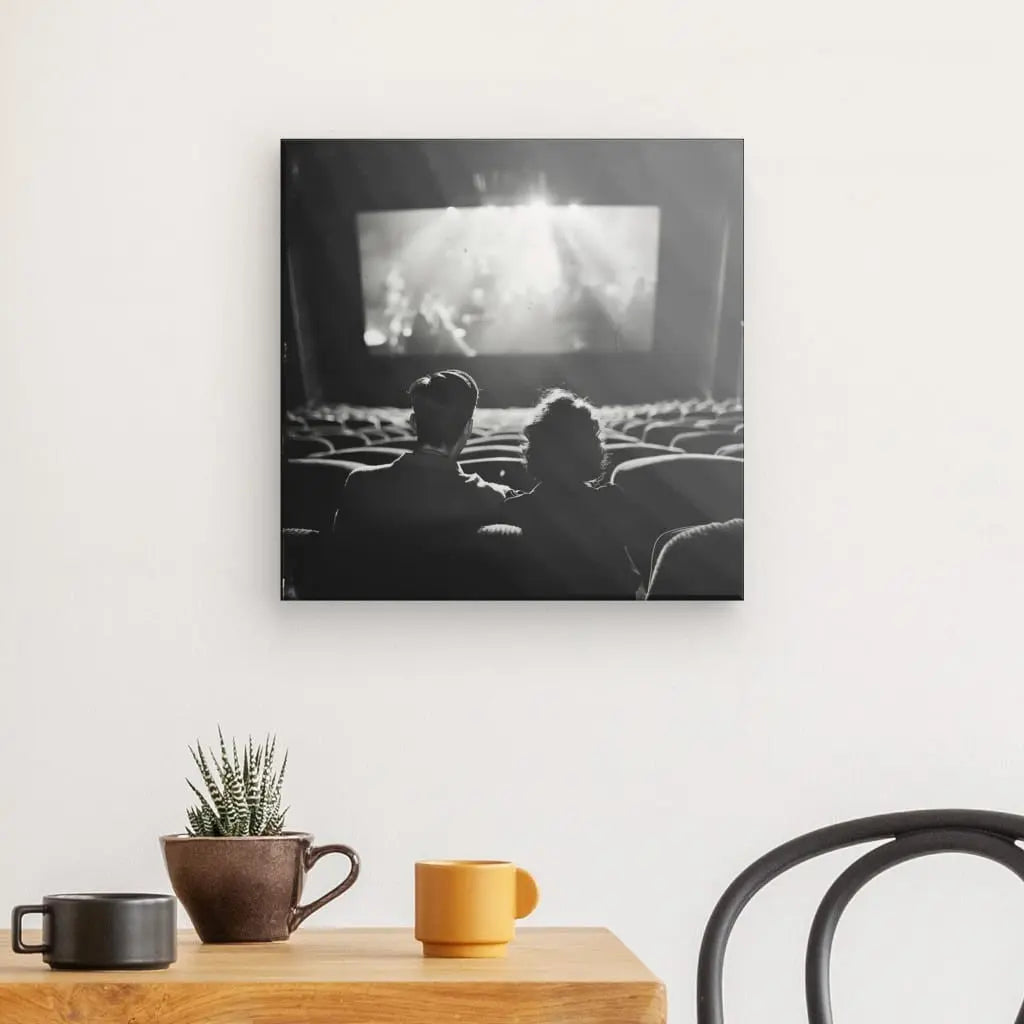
left=11, top=905, right=49, bottom=955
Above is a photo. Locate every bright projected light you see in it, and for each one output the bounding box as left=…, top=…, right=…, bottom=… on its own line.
left=357, top=205, right=660, bottom=356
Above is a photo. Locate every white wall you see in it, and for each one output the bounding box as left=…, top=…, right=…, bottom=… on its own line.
left=3, top=1, right=1024, bottom=1020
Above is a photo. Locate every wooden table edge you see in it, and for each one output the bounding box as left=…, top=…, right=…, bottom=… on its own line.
left=0, top=927, right=667, bottom=1024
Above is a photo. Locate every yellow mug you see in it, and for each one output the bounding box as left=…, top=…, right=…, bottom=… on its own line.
left=415, top=860, right=540, bottom=958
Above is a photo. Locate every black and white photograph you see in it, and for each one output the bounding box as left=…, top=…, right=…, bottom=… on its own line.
left=281, top=139, right=743, bottom=599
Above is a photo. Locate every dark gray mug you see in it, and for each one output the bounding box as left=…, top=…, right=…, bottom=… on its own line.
left=11, top=893, right=176, bottom=970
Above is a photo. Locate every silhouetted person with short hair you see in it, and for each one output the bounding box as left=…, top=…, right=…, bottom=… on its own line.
left=502, top=389, right=641, bottom=597
left=331, top=371, right=509, bottom=596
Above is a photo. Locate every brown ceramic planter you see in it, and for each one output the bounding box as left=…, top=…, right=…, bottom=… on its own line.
left=160, top=832, right=359, bottom=943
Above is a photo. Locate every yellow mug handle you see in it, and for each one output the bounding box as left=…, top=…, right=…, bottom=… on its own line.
left=515, top=867, right=539, bottom=919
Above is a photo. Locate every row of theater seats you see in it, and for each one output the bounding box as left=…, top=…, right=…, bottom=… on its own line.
left=282, top=518, right=743, bottom=600
left=282, top=399, right=744, bottom=598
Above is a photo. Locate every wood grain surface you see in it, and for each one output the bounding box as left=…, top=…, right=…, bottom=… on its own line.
left=0, top=926, right=666, bottom=1023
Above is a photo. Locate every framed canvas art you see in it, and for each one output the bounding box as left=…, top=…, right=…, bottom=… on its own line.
left=282, top=140, right=743, bottom=600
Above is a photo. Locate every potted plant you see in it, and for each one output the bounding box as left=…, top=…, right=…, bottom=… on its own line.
left=161, top=730, right=359, bottom=943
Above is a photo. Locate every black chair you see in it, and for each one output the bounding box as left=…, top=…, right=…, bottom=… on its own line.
left=611, top=454, right=744, bottom=566
left=602, top=430, right=640, bottom=444
left=646, top=519, right=743, bottom=598
left=603, top=442, right=677, bottom=472
left=282, top=459, right=362, bottom=532
left=670, top=431, right=738, bottom=454
left=311, top=429, right=367, bottom=449
left=620, top=419, right=650, bottom=438
left=324, top=523, right=532, bottom=599
left=697, top=809, right=1024, bottom=1023
left=468, top=523, right=637, bottom=599
left=285, top=435, right=333, bottom=459
left=643, top=418, right=706, bottom=445
left=281, top=528, right=324, bottom=599
left=464, top=432, right=524, bottom=447
left=715, top=443, right=744, bottom=459
left=367, top=437, right=419, bottom=451
left=455, top=445, right=522, bottom=461
left=312, top=446, right=405, bottom=466
left=648, top=526, right=686, bottom=582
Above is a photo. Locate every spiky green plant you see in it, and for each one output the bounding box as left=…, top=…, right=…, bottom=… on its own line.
left=184, top=729, right=289, bottom=837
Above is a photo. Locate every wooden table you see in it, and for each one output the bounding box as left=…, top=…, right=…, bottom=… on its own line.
left=0, top=927, right=666, bottom=1023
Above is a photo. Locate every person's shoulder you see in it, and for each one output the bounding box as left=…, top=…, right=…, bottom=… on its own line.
left=587, top=481, right=632, bottom=514
left=345, top=457, right=404, bottom=488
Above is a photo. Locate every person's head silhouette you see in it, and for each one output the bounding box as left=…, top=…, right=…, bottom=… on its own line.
left=523, top=389, right=605, bottom=486
left=408, top=370, right=479, bottom=458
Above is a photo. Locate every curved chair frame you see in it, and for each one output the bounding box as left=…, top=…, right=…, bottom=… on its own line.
left=697, top=809, right=1024, bottom=1024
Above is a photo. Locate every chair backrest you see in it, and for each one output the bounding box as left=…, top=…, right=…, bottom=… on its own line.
left=285, top=435, right=333, bottom=459
left=611, top=454, right=744, bottom=560
left=281, top=527, right=324, bottom=599
left=456, top=445, right=523, bottom=461
left=326, top=522, right=532, bottom=599
left=603, top=442, right=677, bottom=471
left=311, top=429, right=367, bottom=448
left=643, top=417, right=706, bottom=444
left=620, top=419, right=650, bottom=438
left=602, top=430, right=640, bottom=444
left=670, top=431, right=738, bottom=454
left=470, top=523, right=636, bottom=599
left=342, top=417, right=378, bottom=431
left=646, top=519, right=743, bottom=598
left=697, top=809, right=1024, bottom=1024
left=714, top=413, right=745, bottom=426
left=282, top=459, right=362, bottom=532
left=464, top=432, right=525, bottom=448
left=312, top=446, right=405, bottom=466
left=367, top=437, right=419, bottom=450
left=715, top=443, right=744, bottom=459
left=648, top=526, right=686, bottom=582
left=459, top=457, right=533, bottom=491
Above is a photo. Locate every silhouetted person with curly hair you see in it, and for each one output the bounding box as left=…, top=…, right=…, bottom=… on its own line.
left=502, top=389, right=641, bottom=597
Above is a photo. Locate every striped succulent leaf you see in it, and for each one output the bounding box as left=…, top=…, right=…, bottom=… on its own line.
left=212, top=754, right=241, bottom=834
left=184, top=732, right=290, bottom=837
left=199, top=802, right=218, bottom=836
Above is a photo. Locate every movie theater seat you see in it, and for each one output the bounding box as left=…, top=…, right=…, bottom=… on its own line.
left=612, top=453, right=743, bottom=560
left=283, top=458, right=363, bottom=532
